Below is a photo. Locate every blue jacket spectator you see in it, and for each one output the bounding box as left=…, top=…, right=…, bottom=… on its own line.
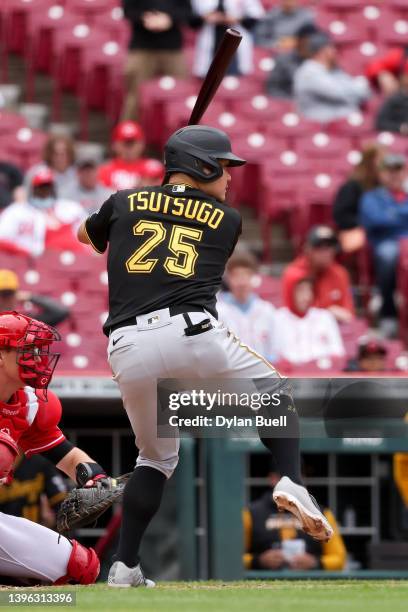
left=360, top=153, right=408, bottom=333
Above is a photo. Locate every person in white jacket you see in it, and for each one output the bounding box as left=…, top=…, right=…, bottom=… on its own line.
left=0, top=168, right=87, bottom=257
left=275, top=277, right=345, bottom=365
left=217, top=251, right=277, bottom=362
left=191, top=0, right=264, bottom=77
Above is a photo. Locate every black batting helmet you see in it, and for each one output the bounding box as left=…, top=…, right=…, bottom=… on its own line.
left=163, top=125, right=246, bottom=183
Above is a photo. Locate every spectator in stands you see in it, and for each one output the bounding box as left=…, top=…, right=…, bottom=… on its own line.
left=360, top=154, right=408, bottom=337
left=0, top=161, right=24, bottom=210
left=98, top=121, right=164, bottom=191
left=266, top=23, right=318, bottom=98
left=345, top=336, right=388, bottom=373
left=121, top=0, right=191, bottom=120
left=217, top=251, right=277, bottom=362
left=366, top=48, right=408, bottom=97
left=243, top=466, right=346, bottom=570
left=283, top=226, right=355, bottom=323
left=191, top=0, right=264, bottom=78
left=0, top=269, right=69, bottom=327
left=25, top=135, right=76, bottom=196
left=60, top=156, right=112, bottom=213
left=0, top=455, right=67, bottom=528
left=293, top=32, right=370, bottom=123
left=0, top=168, right=87, bottom=257
left=376, top=73, right=408, bottom=135
left=333, top=144, right=385, bottom=253
left=274, top=278, right=345, bottom=365
left=255, top=0, right=315, bottom=50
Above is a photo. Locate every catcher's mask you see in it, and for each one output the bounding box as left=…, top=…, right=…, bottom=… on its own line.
left=163, top=125, right=246, bottom=184
left=0, top=311, right=60, bottom=399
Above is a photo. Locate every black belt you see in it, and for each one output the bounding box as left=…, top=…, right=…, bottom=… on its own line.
left=109, top=306, right=206, bottom=334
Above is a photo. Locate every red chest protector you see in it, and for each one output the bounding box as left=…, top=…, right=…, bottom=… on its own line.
left=0, top=387, right=38, bottom=443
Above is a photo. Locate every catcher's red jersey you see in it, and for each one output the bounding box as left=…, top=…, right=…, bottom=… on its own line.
left=0, top=388, right=65, bottom=457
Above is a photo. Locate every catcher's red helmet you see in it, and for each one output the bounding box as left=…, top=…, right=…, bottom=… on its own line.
left=0, top=311, right=60, bottom=393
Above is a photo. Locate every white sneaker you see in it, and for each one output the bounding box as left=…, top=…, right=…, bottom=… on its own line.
left=108, top=561, right=155, bottom=588
left=273, top=476, right=334, bottom=542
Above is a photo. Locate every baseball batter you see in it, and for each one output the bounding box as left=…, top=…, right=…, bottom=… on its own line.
left=0, top=311, right=106, bottom=585
left=78, top=125, right=333, bottom=588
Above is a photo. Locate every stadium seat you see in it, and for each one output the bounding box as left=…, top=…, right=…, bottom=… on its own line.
left=328, top=111, right=374, bottom=145
left=92, top=7, right=130, bottom=46
left=0, top=0, right=54, bottom=55
left=266, top=113, right=321, bottom=146
left=0, top=111, right=27, bottom=137
left=350, top=7, right=401, bottom=43
left=237, top=95, right=294, bottom=130
left=162, top=97, right=226, bottom=140
left=139, top=77, right=198, bottom=148
left=338, top=42, right=387, bottom=75
left=50, top=24, right=110, bottom=121
left=212, top=76, right=261, bottom=108
left=377, top=16, right=408, bottom=46
left=0, top=126, right=47, bottom=170
left=64, top=0, right=119, bottom=23
left=231, top=136, right=291, bottom=208
left=79, top=40, right=126, bottom=139
left=295, top=133, right=352, bottom=160
left=25, top=6, right=81, bottom=101
left=340, top=319, right=370, bottom=357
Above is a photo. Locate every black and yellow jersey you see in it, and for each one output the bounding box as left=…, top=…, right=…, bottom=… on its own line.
left=85, top=183, right=242, bottom=335
left=0, top=455, right=67, bottom=523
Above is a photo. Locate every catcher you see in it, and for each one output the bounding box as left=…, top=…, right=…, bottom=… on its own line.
left=0, top=311, right=117, bottom=585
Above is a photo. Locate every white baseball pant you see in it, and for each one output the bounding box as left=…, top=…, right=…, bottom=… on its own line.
left=108, top=307, right=280, bottom=479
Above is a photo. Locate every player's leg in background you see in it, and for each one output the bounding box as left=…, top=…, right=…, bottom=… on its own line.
left=0, top=512, right=72, bottom=583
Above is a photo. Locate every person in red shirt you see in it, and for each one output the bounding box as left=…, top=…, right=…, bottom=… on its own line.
left=366, top=47, right=408, bottom=96
left=0, top=312, right=105, bottom=585
left=98, top=121, right=164, bottom=191
left=282, top=225, right=355, bottom=323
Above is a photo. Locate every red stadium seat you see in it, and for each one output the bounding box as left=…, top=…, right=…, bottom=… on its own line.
left=162, top=97, right=226, bottom=140
left=328, top=111, right=374, bottom=146
left=212, top=76, right=261, bottom=108
left=64, top=0, right=119, bottom=23
left=340, top=319, right=370, bottom=356
left=51, top=24, right=110, bottom=121
left=139, top=77, right=198, bottom=148
left=350, top=7, right=401, bottom=43
left=252, top=274, right=283, bottom=307
left=318, top=17, right=362, bottom=48
left=79, top=40, right=126, bottom=139
left=295, top=133, right=352, bottom=159
left=237, top=95, right=294, bottom=129
left=338, top=42, right=387, bottom=75
left=92, top=6, right=130, bottom=46
left=0, top=127, right=47, bottom=170
left=232, top=135, right=290, bottom=208
left=0, top=111, right=27, bottom=137
left=377, top=16, right=408, bottom=46
left=266, top=113, right=321, bottom=146
left=25, top=6, right=81, bottom=101
left=251, top=47, right=277, bottom=84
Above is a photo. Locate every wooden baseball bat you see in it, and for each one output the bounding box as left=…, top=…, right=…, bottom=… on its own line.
left=188, top=28, right=242, bottom=125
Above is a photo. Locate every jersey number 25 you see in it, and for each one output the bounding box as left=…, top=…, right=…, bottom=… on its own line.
left=126, top=220, right=203, bottom=278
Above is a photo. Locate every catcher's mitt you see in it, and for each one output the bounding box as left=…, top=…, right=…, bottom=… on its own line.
left=56, top=473, right=131, bottom=534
